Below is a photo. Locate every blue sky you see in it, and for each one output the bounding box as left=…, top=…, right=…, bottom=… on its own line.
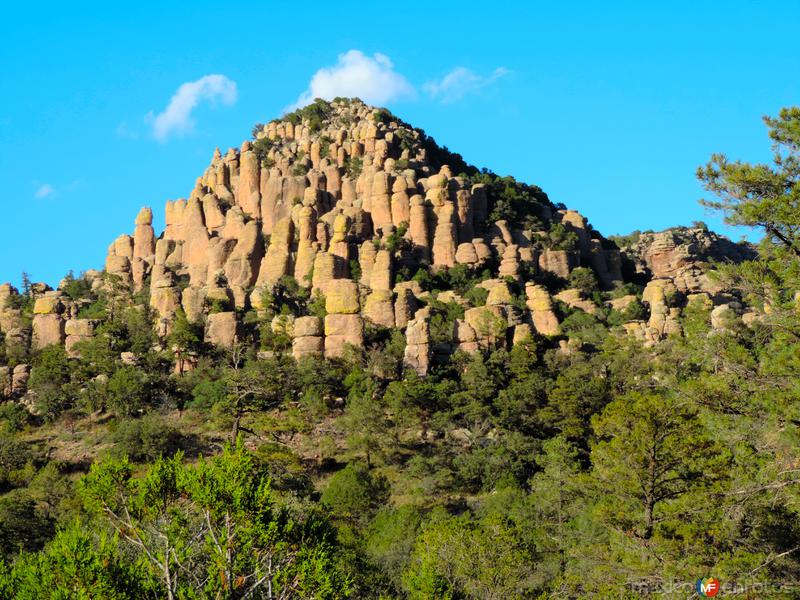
left=1, top=1, right=798, bottom=288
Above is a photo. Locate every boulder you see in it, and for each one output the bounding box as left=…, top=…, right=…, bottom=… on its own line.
left=403, top=316, right=430, bottom=375
left=294, top=316, right=323, bottom=337
left=364, top=289, right=395, bottom=328
left=292, top=335, right=324, bottom=359
left=324, top=313, right=364, bottom=357
left=525, top=284, right=560, bottom=336
left=12, top=364, right=30, bottom=395
left=205, top=312, right=239, bottom=348
left=32, top=314, right=65, bottom=349
left=325, top=279, right=360, bottom=314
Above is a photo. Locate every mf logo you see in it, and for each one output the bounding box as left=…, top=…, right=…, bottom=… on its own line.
left=696, top=577, right=720, bottom=597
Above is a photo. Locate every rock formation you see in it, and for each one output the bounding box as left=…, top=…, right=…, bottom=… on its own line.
left=0, top=98, right=762, bottom=390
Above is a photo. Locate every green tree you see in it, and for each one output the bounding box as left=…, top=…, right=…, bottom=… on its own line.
left=168, top=307, right=202, bottom=374
left=0, top=525, right=155, bottom=599
left=342, top=373, right=386, bottom=468
left=321, top=463, right=390, bottom=524
left=591, top=391, right=729, bottom=540
left=221, top=356, right=300, bottom=443
left=80, top=443, right=350, bottom=599
left=699, top=107, right=800, bottom=258
left=107, top=365, right=152, bottom=415
left=404, top=510, right=537, bottom=600
left=0, top=491, right=54, bottom=560
left=568, top=267, right=599, bottom=293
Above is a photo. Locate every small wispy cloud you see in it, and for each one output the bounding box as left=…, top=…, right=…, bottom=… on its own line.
left=35, top=184, right=56, bottom=199
left=288, top=50, right=415, bottom=111
left=146, top=74, right=238, bottom=142
left=115, top=120, right=141, bottom=140
left=424, top=67, right=510, bottom=103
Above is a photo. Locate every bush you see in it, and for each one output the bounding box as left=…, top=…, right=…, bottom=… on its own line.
left=547, top=222, right=579, bottom=251
left=252, top=136, right=275, bottom=164
left=283, top=98, right=333, bottom=133
left=0, top=491, right=54, bottom=559
left=29, top=346, right=71, bottom=390
left=60, top=271, right=93, bottom=301
left=365, top=506, right=422, bottom=588
left=107, top=366, right=152, bottom=415
left=0, top=403, right=29, bottom=432
left=569, top=267, right=599, bottom=293
left=321, top=463, right=390, bottom=522
left=345, top=156, right=363, bottom=178
left=110, top=414, right=183, bottom=462
left=560, top=310, right=607, bottom=346
left=190, top=379, right=227, bottom=409
left=0, top=433, right=35, bottom=492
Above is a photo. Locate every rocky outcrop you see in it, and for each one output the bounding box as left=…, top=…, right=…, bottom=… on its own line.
left=324, top=279, right=363, bottom=357
left=205, top=311, right=239, bottom=348
left=292, top=316, right=324, bottom=359
left=641, top=279, right=682, bottom=344
left=622, top=227, right=756, bottom=293
left=31, top=292, right=67, bottom=349
left=64, top=318, right=96, bottom=357
left=526, top=284, right=560, bottom=336
left=2, top=98, right=762, bottom=376
left=404, top=313, right=430, bottom=375
left=539, top=249, right=578, bottom=279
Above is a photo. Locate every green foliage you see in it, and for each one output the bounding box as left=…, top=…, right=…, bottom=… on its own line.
left=190, top=378, right=227, bottom=409
left=0, top=433, right=35, bottom=493
left=470, top=171, right=550, bottom=230
left=292, top=162, right=309, bottom=176
left=77, top=306, right=159, bottom=378
left=345, top=156, right=363, bottom=178
left=79, top=443, right=351, bottom=599
left=608, top=229, right=643, bottom=248
left=110, top=413, right=185, bottom=462
left=220, top=355, right=301, bottom=442
left=394, top=157, right=409, bottom=170
left=60, top=271, right=93, bottom=301
left=0, top=525, right=156, bottom=599
left=365, top=506, right=422, bottom=590
left=404, top=510, right=537, bottom=599
left=560, top=310, right=607, bottom=346
left=168, top=306, right=202, bottom=355
left=321, top=463, right=390, bottom=523
left=546, top=222, right=579, bottom=251
left=384, top=222, right=409, bottom=253
left=107, top=365, right=153, bottom=416
left=372, top=108, right=392, bottom=124
left=260, top=275, right=310, bottom=319
left=252, top=135, right=276, bottom=166
left=569, top=267, right=599, bottom=293
left=0, top=491, right=55, bottom=560
left=319, top=134, right=333, bottom=158
left=0, top=403, right=29, bottom=432
left=699, top=107, right=800, bottom=257
left=29, top=345, right=76, bottom=422
left=591, top=391, right=730, bottom=540
left=283, top=97, right=334, bottom=132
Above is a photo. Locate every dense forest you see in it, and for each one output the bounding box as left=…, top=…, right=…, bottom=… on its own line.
left=1, top=107, right=800, bottom=599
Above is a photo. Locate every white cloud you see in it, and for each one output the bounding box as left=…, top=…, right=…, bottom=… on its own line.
left=147, top=74, right=237, bottom=142
left=288, top=50, right=415, bottom=111
left=424, top=67, right=509, bottom=103
left=35, top=184, right=55, bottom=199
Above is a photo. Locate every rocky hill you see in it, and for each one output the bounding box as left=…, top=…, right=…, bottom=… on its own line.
left=0, top=98, right=757, bottom=393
